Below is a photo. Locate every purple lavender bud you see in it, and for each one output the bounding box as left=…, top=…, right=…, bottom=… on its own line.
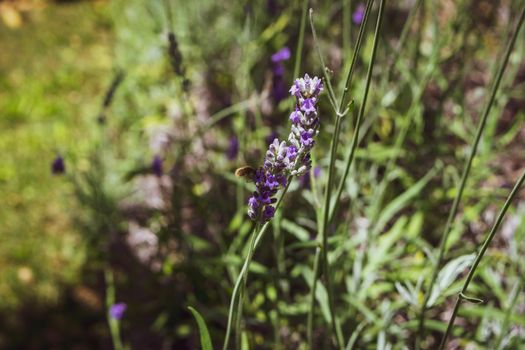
left=151, top=155, right=163, bottom=177
left=262, top=205, right=276, bottom=221
left=109, top=302, right=127, bottom=320
left=248, top=196, right=259, bottom=209
left=300, top=130, right=316, bottom=147
left=289, top=109, right=302, bottom=124
left=300, top=98, right=316, bottom=113
left=289, top=82, right=301, bottom=98
left=51, top=155, right=65, bottom=175
left=352, top=3, right=365, bottom=24
left=286, top=145, right=298, bottom=161
left=226, top=136, right=239, bottom=160
left=271, top=47, right=291, bottom=63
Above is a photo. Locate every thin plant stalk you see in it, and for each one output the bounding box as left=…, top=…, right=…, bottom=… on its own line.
left=306, top=245, right=322, bottom=348
left=222, top=178, right=292, bottom=350
left=331, top=0, right=385, bottom=221
left=224, top=3, right=310, bottom=344
left=334, top=0, right=425, bottom=193
left=416, top=6, right=525, bottom=346
left=343, top=0, right=352, bottom=57
left=339, top=0, right=374, bottom=113
left=306, top=2, right=384, bottom=349
left=105, top=269, right=125, bottom=350
left=308, top=10, right=345, bottom=350
left=294, top=0, right=309, bottom=79
left=234, top=222, right=260, bottom=348
left=438, top=168, right=525, bottom=350
left=309, top=9, right=338, bottom=110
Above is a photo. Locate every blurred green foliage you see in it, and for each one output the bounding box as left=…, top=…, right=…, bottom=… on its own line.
left=0, top=0, right=525, bottom=349
left=0, top=2, right=112, bottom=308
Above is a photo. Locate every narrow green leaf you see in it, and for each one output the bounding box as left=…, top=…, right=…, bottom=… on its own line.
left=188, top=306, right=213, bottom=350
left=459, top=293, right=484, bottom=304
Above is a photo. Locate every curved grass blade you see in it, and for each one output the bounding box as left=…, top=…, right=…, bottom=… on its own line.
left=188, top=306, right=213, bottom=350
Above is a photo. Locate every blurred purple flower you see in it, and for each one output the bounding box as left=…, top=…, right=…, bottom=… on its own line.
left=352, top=3, right=365, bottom=24
left=271, top=47, right=291, bottom=63
left=151, top=155, right=163, bottom=177
left=314, top=166, right=321, bottom=178
left=226, top=136, right=239, bottom=160
left=271, top=47, right=291, bottom=103
left=109, top=302, right=127, bottom=320
left=51, top=155, right=65, bottom=175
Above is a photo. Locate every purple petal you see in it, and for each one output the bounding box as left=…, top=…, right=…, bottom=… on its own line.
left=271, top=47, right=291, bottom=63
left=352, top=4, right=365, bottom=24
left=109, top=302, right=127, bottom=320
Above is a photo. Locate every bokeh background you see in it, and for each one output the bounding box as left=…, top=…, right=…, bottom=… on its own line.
left=1, top=0, right=525, bottom=349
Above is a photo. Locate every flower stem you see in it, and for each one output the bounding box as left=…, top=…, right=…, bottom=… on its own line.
left=105, top=269, right=125, bottom=350
left=438, top=168, right=525, bottom=350
left=309, top=9, right=338, bottom=111
left=416, top=5, right=525, bottom=347
left=293, top=0, right=309, bottom=80
left=223, top=178, right=293, bottom=350
left=339, top=0, right=374, bottom=114
left=306, top=246, right=321, bottom=349
left=306, top=2, right=381, bottom=348
left=234, top=223, right=260, bottom=348
left=330, top=0, right=385, bottom=223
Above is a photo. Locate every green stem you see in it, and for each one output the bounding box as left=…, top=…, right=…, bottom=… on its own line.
left=309, top=9, right=338, bottom=111
left=305, top=2, right=382, bottom=348
left=342, top=0, right=351, bottom=58
left=235, top=223, right=260, bottom=349
left=105, top=269, right=125, bottom=350
left=326, top=0, right=373, bottom=227
left=331, top=0, right=385, bottom=221
left=294, top=0, right=309, bottom=80
left=339, top=0, right=374, bottom=113
left=222, top=178, right=293, bottom=350
left=417, top=5, right=525, bottom=346
left=307, top=246, right=322, bottom=349
left=438, top=168, right=525, bottom=350
left=308, top=2, right=384, bottom=349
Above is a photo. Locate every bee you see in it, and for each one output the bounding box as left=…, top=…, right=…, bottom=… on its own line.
left=235, top=166, right=257, bottom=182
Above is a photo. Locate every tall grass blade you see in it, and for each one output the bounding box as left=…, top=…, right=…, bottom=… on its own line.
left=188, top=306, right=214, bottom=350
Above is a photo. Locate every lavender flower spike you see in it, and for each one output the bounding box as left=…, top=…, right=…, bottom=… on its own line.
left=287, top=74, right=323, bottom=176
left=248, top=139, right=291, bottom=222
left=247, top=74, right=322, bottom=223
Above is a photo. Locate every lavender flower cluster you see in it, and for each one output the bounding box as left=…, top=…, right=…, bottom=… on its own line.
left=248, top=74, right=323, bottom=222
